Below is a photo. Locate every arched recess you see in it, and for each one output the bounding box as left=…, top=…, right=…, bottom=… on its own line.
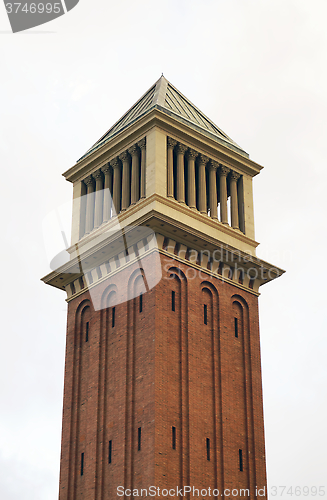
left=230, top=294, right=255, bottom=495
left=124, top=267, right=149, bottom=494
left=199, top=281, right=223, bottom=492
left=166, top=266, right=189, bottom=489
left=98, top=284, right=118, bottom=500
left=67, top=299, right=92, bottom=500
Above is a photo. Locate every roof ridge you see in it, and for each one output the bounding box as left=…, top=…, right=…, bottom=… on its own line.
left=164, top=80, right=236, bottom=145
left=83, top=77, right=162, bottom=155
left=153, top=75, right=168, bottom=107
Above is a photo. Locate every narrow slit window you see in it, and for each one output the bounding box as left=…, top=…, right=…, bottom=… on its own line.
left=81, top=452, right=84, bottom=476
left=239, top=449, right=243, bottom=471
left=139, top=293, right=143, bottom=313
left=234, top=317, right=238, bottom=338
left=172, top=291, right=175, bottom=312
left=112, top=307, right=115, bottom=328
left=138, top=427, right=142, bottom=451
left=172, top=426, right=176, bottom=450
left=204, top=304, right=208, bottom=325
left=85, top=322, right=89, bottom=342
left=108, top=440, right=112, bottom=464
left=206, top=438, right=210, bottom=461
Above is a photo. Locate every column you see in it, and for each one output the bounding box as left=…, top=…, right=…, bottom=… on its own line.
left=198, top=154, right=208, bottom=214
left=230, top=170, right=241, bottom=229
left=119, top=151, right=130, bottom=211
left=187, top=149, right=197, bottom=209
left=219, top=165, right=230, bottom=224
left=208, top=160, right=218, bottom=219
left=138, top=138, right=146, bottom=199
left=111, top=158, right=121, bottom=216
left=101, top=164, right=112, bottom=222
left=128, top=145, right=140, bottom=205
left=93, top=169, right=104, bottom=229
left=237, top=176, right=245, bottom=233
left=167, top=137, right=177, bottom=198
left=84, top=175, right=95, bottom=234
left=176, top=143, right=188, bottom=203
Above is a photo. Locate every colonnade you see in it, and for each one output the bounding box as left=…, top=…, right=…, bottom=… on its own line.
left=167, top=137, right=244, bottom=232
left=79, top=138, right=146, bottom=238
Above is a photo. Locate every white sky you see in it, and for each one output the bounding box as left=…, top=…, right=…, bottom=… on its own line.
left=0, top=1, right=326, bottom=498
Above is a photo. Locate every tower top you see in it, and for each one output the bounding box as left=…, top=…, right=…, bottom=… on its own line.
left=43, top=78, right=284, bottom=298
left=79, top=76, right=247, bottom=163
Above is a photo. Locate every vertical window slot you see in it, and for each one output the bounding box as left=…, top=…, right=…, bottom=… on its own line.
left=108, top=440, right=112, bottom=464
left=206, top=438, right=210, bottom=461
left=85, top=322, right=89, bottom=342
left=239, top=449, right=243, bottom=471
left=172, top=426, right=176, bottom=450
left=112, top=307, right=115, bottom=328
left=234, top=317, right=238, bottom=338
left=172, top=291, right=175, bottom=312
left=81, top=452, right=84, bottom=476
left=138, top=427, right=142, bottom=451
left=204, top=304, right=208, bottom=325
left=139, top=293, right=143, bottom=313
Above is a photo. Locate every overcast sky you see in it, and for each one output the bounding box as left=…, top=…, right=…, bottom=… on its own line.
left=0, top=1, right=326, bottom=499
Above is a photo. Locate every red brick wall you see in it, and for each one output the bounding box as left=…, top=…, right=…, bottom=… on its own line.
left=58, top=252, right=267, bottom=500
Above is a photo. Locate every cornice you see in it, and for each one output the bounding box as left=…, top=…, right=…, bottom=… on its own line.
left=66, top=193, right=259, bottom=258
left=41, top=194, right=284, bottom=296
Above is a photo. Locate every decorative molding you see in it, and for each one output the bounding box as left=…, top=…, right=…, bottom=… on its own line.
left=101, top=163, right=111, bottom=175
left=198, top=154, right=209, bottom=165
left=110, top=158, right=120, bottom=169
left=186, top=148, right=198, bottom=160
left=167, top=137, right=177, bottom=149
left=119, top=151, right=130, bottom=162
left=84, top=175, right=94, bottom=186
left=219, top=165, right=230, bottom=177
left=63, top=231, right=264, bottom=303
left=230, top=170, right=241, bottom=181
left=137, top=137, right=146, bottom=149
left=208, top=159, right=219, bottom=170
left=176, top=142, right=188, bottom=154
left=128, top=144, right=139, bottom=156
left=93, top=169, right=103, bottom=180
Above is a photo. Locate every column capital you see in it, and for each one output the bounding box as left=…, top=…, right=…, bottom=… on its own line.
left=176, top=142, right=188, bottom=154
left=167, top=137, right=177, bottom=149
left=208, top=159, right=219, bottom=171
left=101, top=163, right=111, bottom=175
left=137, top=137, right=146, bottom=150
left=128, top=144, right=139, bottom=156
left=92, top=169, right=103, bottom=180
left=110, top=158, right=120, bottom=170
left=84, top=175, right=94, bottom=186
left=119, top=151, right=130, bottom=162
left=219, top=165, right=230, bottom=177
left=230, top=170, right=241, bottom=181
left=186, top=148, right=198, bottom=160
left=198, top=154, right=209, bottom=165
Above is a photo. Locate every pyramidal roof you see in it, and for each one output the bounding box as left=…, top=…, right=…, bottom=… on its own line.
left=78, top=76, right=247, bottom=162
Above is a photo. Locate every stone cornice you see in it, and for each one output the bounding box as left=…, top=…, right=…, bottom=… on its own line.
left=41, top=225, right=284, bottom=304
left=67, top=192, right=259, bottom=257
left=41, top=192, right=284, bottom=297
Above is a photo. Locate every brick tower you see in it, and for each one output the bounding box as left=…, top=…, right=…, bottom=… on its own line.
left=42, top=76, right=284, bottom=500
